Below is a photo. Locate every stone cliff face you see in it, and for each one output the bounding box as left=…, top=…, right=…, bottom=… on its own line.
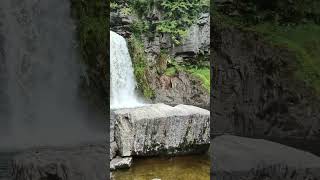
left=212, top=23, right=320, bottom=139
left=110, top=5, right=210, bottom=108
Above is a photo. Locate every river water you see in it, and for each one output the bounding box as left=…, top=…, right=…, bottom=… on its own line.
left=0, top=152, right=14, bottom=180
left=113, top=155, right=210, bottom=180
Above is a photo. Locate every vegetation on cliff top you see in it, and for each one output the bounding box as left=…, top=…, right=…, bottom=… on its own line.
left=214, top=0, right=320, bottom=94
left=112, top=0, right=209, bottom=44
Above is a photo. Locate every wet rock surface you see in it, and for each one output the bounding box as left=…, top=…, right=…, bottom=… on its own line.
left=212, top=135, right=320, bottom=179
left=110, top=157, right=132, bottom=171
left=113, top=104, right=210, bottom=157
left=10, top=144, right=106, bottom=180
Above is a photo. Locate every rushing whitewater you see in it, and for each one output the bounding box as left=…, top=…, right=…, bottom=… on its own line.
left=0, top=0, right=104, bottom=149
left=110, top=31, right=143, bottom=109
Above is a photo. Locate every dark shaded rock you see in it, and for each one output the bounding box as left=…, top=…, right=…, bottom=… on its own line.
left=110, top=11, right=134, bottom=38
left=10, top=144, right=106, bottom=180
left=212, top=23, right=320, bottom=139
left=212, top=135, right=320, bottom=179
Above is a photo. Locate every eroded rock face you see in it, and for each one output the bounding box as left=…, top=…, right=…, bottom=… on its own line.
left=173, top=13, right=210, bottom=59
left=114, top=104, right=210, bottom=156
left=212, top=135, right=320, bottom=179
left=10, top=144, right=106, bottom=180
left=212, top=24, right=320, bottom=139
left=153, top=72, right=210, bottom=109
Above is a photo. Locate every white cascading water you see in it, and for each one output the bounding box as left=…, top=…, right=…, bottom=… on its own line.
left=110, top=31, right=143, bottom=109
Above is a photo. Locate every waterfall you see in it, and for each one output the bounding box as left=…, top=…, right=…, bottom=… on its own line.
left=110, top=31, right=143, bottom=109
left=0, top=0, right=103, bottom=149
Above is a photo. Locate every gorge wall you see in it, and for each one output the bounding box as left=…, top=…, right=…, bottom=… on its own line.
left=110, top=1, right=210, bottom=108
left=212, top=22, right=320, bottom=140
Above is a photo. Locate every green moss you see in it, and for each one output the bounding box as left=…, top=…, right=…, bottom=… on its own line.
left=215, top=9, right=320, bottom=94
left=70, top=0, right=107, bottom=107
left=164, top=67, right=177, bottom=76
left=126, top=0, right=209, bottom=44
left=162, top=56, right=210, bottom=92
left=249, top=23, right=320, bottom=94
left=71, top=0, right=107, bottom=67
left=187, top=67, right=210, bottom=92
left=128, top=36, right=155, bottom=99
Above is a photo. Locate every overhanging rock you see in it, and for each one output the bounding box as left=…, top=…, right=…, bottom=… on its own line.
left=114, top=104, right=210, bottom=156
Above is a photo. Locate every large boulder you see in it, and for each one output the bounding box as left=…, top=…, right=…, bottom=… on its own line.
left=212, top=135, right=320, bottom=179
left=10, top=144, right=106, bottom=180
left=114, top=104, right=210, bottom=156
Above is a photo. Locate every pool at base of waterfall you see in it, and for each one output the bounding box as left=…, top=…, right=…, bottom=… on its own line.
left=0, top=152, right=15, bottom=180
left=113, top=155, right=210, bottom=180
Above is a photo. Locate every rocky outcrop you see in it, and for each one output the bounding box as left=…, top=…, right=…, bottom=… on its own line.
left=173, top=13, right=210, bottom=59
left=110, top=11, right=134, bottom=38
left=212, top=24, right=320, bottom=139
left=113, top=104, right=210, bottom=156
left=212, top=135, right=320, bottom=179
left=152, top=72, right=209, bottom=109
left=110, top=157, right=132, bottom=171
left=10, top=144, right=106, bottom=180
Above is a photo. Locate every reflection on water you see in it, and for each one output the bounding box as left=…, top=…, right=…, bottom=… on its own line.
left=113, top=155, right=210, bottom=180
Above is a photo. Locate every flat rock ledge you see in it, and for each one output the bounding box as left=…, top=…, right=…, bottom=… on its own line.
left=113, top=103, right=210, bottom=157
left=212, top=135, right=320, bottom=179
left=10, top=144, right=106, bottom=180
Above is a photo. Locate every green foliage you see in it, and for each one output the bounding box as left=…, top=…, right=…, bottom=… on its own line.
left=164, top=67, right=177, bottom=76
left=163, top=57, right=210, bottom=92
left=71, top=0, right=107, bottom=68
left=187, top=67, right=210, bottom=92
left=157, top=0, right=209, bottom=44
left=128, top=0, right=209, bottom=44
left=128, top=36, right=155, bottom=99
left=215, top=0, right=320, bottom=25
left=70, top=0, right=107, bottom=108
left=250, top=23, right=320, bottom=93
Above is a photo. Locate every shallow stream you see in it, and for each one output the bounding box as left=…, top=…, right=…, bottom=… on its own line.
left=113, top=155, right=210, bottom=180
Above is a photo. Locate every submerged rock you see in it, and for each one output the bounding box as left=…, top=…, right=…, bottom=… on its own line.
left=110, top=157, right=132, bottom=171
left=10, top=144, right=106, bottom=180
left=114, top=104, right=210, bottom=156
left=212, top=135, right=320, bottom=179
